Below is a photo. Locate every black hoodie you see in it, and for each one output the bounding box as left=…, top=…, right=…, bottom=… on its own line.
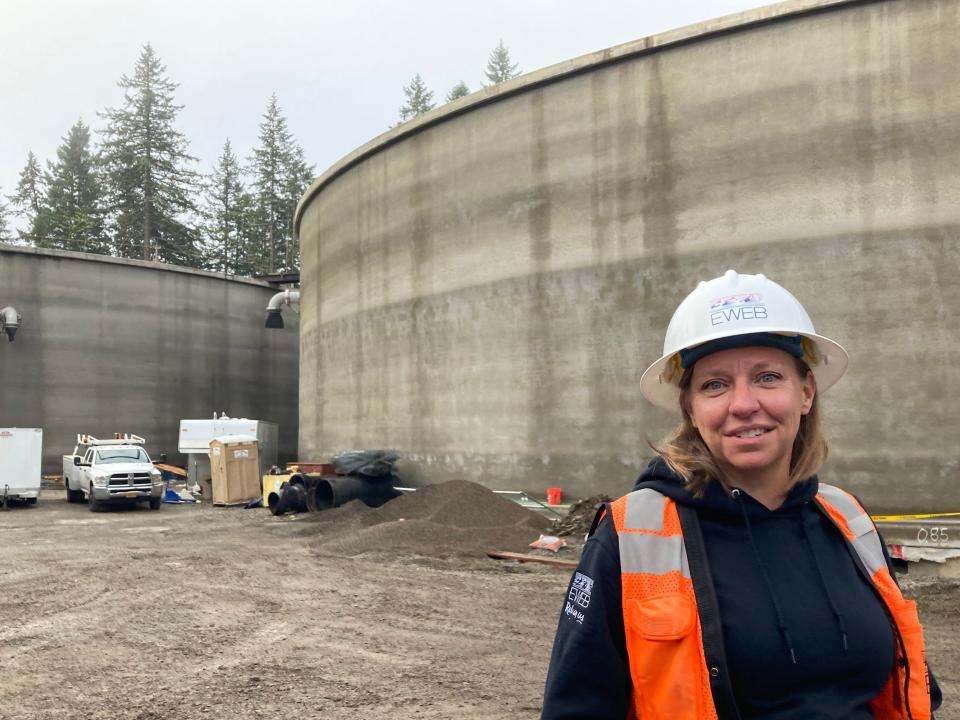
left=541, top=458, right=942, bottom=719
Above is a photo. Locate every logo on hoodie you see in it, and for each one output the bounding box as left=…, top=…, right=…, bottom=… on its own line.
left=565, top=572, right=594, bottom=624
left=709, top=293, right=767, bottom=326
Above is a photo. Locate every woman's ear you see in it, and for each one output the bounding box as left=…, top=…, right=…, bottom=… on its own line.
left=801, top=371, right=816, bottom=415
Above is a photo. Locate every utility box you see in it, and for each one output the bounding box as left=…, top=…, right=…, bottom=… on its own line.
left=209, top=435, right=260, bottom=506
left=0, top=428, right=43, bottom=504
left=262, top=470, right=294, bottom=508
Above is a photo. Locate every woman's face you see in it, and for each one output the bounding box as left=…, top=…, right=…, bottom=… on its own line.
left=686, top=345, right=816, bottom=487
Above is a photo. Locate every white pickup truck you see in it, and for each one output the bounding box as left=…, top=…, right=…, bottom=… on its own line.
left=63, top=434, right=163, bottom=511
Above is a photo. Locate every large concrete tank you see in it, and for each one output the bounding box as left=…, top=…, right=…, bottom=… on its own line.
left=0, top=245, right=299, bottom=472
left=295, top=0, right=960, bottom=513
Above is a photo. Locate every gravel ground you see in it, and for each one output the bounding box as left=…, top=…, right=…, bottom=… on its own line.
left=0, top=489, right=568, bottom=720
left=0, top=489, right=955, bottom=719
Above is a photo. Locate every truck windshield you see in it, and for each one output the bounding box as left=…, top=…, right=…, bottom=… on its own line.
left=95, top=448, right=150, bottom=464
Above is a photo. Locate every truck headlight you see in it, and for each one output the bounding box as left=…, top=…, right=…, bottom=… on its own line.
left=92, top=474, right=109, bottom=488
left=150, top=469, right=163, bottom=484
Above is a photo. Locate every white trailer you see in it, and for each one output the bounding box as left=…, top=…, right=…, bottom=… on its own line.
left=0, top=428, right=43, bottom=506
left=178, top=416, right=278, bottom=485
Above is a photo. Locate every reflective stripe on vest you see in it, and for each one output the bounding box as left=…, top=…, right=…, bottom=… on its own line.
left=816, top=484, right=887, bottom=575
left=815, top=484, right=931, bottom=720
left=612, top=485, right=931, bottom=720
left=612, top=490, right=717, bottom=720
left=620, top=489, right=691, bottom=578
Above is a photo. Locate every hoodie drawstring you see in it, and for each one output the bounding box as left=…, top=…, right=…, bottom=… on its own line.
left=731, top=488, right=798, bottom=665
left=799, top=511, right=850, bottom=652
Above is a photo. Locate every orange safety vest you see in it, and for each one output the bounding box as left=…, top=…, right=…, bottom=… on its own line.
left=609, top=484, right=931, bottom=720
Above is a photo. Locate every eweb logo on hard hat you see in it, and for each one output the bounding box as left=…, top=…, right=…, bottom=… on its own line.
left=709, top=293, right=767, bottom=326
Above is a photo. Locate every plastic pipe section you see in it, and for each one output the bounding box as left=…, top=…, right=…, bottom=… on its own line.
left=269, top=480, right=309, bottom=516
left=1, top=306, right=21, bottom=342
left=269, top=473, right=400, bottom=516
left=311, top=475, right=400, bottom=510
left=264, top=290, right=300, bottom=329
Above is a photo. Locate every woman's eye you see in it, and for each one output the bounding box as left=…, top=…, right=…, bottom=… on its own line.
left=757, top=372, right=781, bottom=384
left=702, top=379, right=726, bottom=392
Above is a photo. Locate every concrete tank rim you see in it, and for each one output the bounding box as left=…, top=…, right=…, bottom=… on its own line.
left=0, top=242, right=279, bottom=288
left=293, top=0, right=875, bottom=236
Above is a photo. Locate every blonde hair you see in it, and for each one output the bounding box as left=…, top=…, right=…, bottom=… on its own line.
left=651, top=357, right=827, bottom=496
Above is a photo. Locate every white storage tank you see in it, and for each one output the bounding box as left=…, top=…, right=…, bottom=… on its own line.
left=0, top=428, right=43, bottom=505
left=0, top=245, right=299, bottom=475
left=293, top=0, right=960, bottom=512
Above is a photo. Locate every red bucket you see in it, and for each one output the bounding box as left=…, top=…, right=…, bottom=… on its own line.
left=547, top=487, right=562, bottom=505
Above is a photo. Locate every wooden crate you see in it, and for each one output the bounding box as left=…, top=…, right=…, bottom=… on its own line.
left=209, top=438, right=261, bottom=506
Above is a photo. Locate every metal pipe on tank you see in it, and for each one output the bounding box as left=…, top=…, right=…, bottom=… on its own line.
left=1, top=305, right=21, bottom=341
left=264, top=290, right=299, bottom=329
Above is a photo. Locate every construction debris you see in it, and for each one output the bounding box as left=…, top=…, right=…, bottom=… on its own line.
left=550, top=494, right=612, bottom=537
left=154, top=463, right=187, bottom=478
left=486, top=551, right=578, bottom=569
left=529, top=534, right=567, bottom=552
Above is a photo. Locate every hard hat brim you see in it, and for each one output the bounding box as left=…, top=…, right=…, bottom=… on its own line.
left=640, top=332, right=849, bottom=412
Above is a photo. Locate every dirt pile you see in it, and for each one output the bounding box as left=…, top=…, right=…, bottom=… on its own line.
left=294, top=479, right=551, bottom=559
left=550, top=494, right=612, bottom=537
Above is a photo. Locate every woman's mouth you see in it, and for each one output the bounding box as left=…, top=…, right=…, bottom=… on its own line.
left=734, top=428, right=769, bottom=439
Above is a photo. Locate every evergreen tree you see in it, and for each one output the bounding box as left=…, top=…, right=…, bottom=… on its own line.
left=445, top=81, right=470, bottom=103
left=0, top=191, right=11, bottom=243
left=201, top=138, right=252, bottom=274
left=8, top=151, right=45, bottom=242
left=248, top=94, right=314, bottom=273
left=100, top=43, right=199, bottom=265
left=398, top=74, right=435, bottom=122
left=32, top=120, right=108, bottom=253
left=233, top=191, right=259, bottom=276
left=484, top=40, right=520, bottom=85
left=281, top=142, right=313, bottom=270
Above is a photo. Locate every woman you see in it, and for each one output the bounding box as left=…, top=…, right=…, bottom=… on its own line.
left=541, top=270, right=941, bottom=720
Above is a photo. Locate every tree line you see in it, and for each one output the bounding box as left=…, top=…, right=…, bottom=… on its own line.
left=0, top=40, right=522, bottom=276
left=1, top=44, right=311, bottom=276
left=398, top=40, right=521, bottom=123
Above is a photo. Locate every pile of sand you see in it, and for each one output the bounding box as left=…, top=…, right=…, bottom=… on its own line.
left=293, top=479, right=551, bottom=559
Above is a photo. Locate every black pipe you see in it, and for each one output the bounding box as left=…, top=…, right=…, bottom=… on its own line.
left=270, top=474, right=400, bottom=515
left=270, top=481, right=309, bottom=516
left=311, top=475, right=400, bottom=510
left=293, top=473, right=325, bottom=513
left=288, top=472, right=314, bottom=487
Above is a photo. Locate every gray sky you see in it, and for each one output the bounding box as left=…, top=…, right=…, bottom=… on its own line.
left=1, top=0, right=765, bottom=228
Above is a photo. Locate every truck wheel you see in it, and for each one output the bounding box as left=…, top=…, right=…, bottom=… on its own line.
left=88, top=492, right=104, bottom=513
left=66, top=484, right=83, bottom=503
left=148, top=496, right=162, bottom=510
left=26, top=497, right=37, bottom=505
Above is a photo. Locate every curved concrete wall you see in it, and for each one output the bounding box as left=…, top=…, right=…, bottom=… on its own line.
left=296, top=0, right=960, bottom=513
left=0, top=246, right=299, bottom=473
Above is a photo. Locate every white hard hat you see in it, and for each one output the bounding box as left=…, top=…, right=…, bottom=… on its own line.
left=640, top=270, right=848, bottom=411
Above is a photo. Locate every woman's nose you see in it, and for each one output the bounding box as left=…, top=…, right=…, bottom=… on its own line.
left=728, top=380, right=760, bottom=415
